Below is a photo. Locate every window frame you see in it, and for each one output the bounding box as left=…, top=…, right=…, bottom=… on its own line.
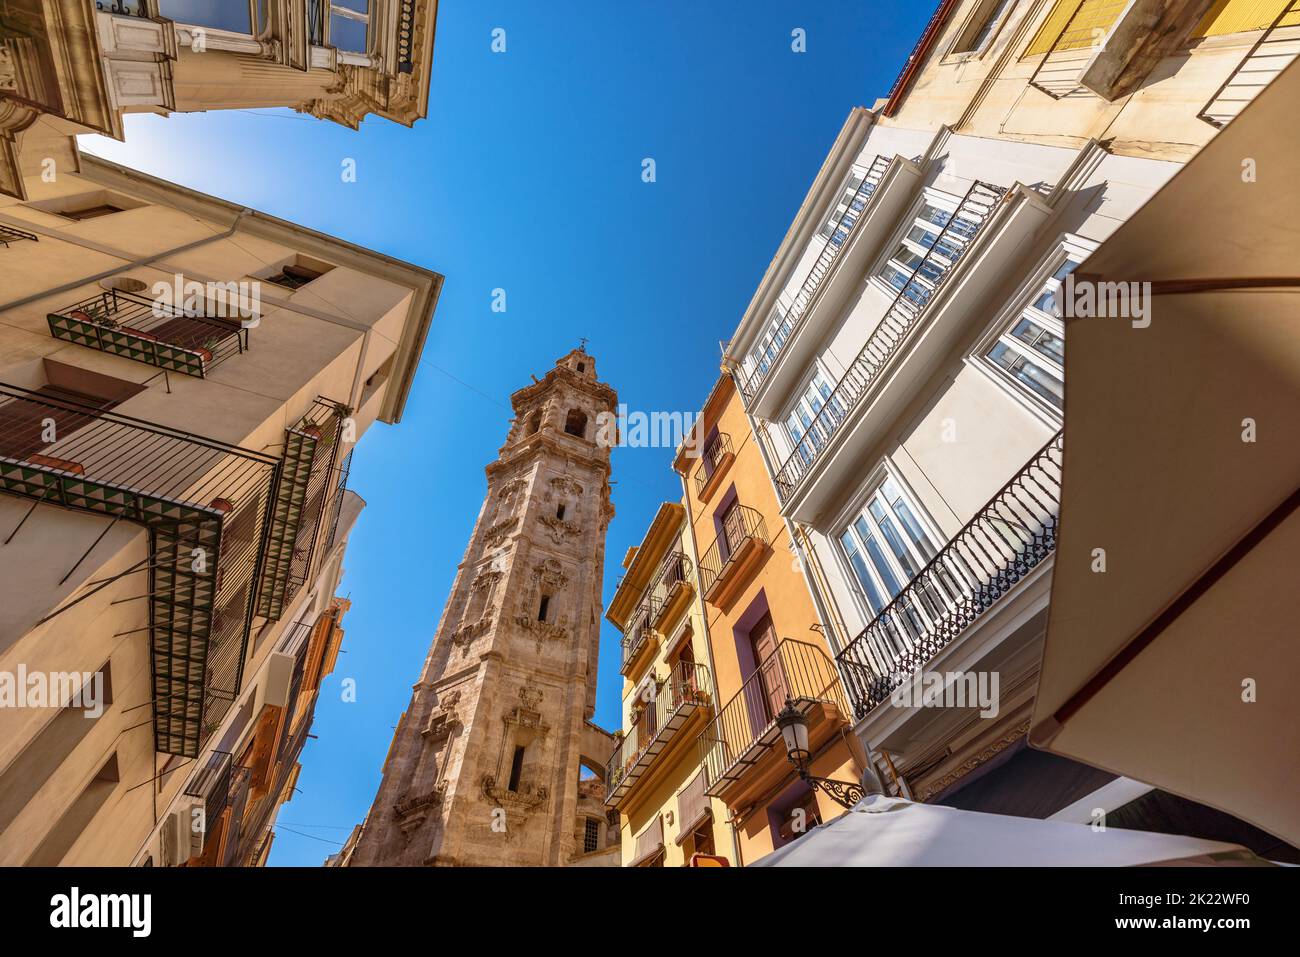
left=945, top=0, right=1020, bottom=59
left=777, top=360, right=844, bottom=466
left=829, top=459, right=949, bottom=630
left=968, top=233, right=1096, bottom=426
left=868, top=186, right=971, bottom=302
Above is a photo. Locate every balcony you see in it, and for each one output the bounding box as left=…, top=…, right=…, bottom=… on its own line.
left=699, top=638, right=849, bottom=806
left=693, top=431, right=734, bottom=503
left=698, top=505, right=769, bottom=609
left=605, top=661, right=713, bottom=808
left=740, top=154, right=890, bottom=406
left=773, top=181, right=1053, bottom=524
left=619, top=601, right=657, bottom=678
left=742, top=154, right=928, bottom=420
left=0, top=382, right=278, bottom=757
left=836, top=432, right=1063, bottom=719
left=47, top=289, right=249, bottom=378
left=183, top=750, right=252, bottom=867
left=649, top=551, right=693, bottom=631
left=256, top=398, right=350, bottom=622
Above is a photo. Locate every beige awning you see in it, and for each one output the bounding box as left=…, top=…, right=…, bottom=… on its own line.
left=630, top=815, right=665, bottom=867
left=1029, top=60, right=1300, bottom=845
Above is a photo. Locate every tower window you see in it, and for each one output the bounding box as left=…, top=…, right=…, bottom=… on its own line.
left=538, top=594, right=550, bottom=622
left=525, top=412, right=542, bottom=436
left=576, top=362, right=585, bottom=373
left=556, top=504, right=566, bottom=520
left=564, top=409, right=587, bottom=438
left=507, top=745, right=526, bottom=792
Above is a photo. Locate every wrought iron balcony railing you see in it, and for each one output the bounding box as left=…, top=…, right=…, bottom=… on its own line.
left=774, top=180, right=1007, bottom=501
left=1198, top=0, right=1300, bottom=129
left=620, top=600, right=656, bottom=675
left=47, top=289, right=249, bottom=378
left=697, top=505, right=768, bottom=598
left=605, top=661, right=713, bottom=804
left=693, top=431, right=733, bottom=497
left=0, top=383, right=279, bottom=757
left=741, top=154, right=891, bottom=403
left=836, top=431, right=1063, bottom=719
left=0, top=223, right=38, bottom=248
left=698, top=638, right=847, bottom=795
left=618, top=550, right=693, bottom=673
left=256, top=399, right=350, bottom=622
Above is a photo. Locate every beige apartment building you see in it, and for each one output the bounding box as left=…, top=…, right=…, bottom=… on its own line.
left=0, top=148, right=441, bottom=865
left=723, top=0, right=1298, bottom=858
left=604, top=501, right=727, bottom=867
left=1, top=0, right=440, bottom=199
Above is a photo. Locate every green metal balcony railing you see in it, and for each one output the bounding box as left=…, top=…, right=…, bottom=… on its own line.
left=0, top=382, right=279, bottom=757
left=47, top=289, right=249, bottom=378
left=256, top=399, right=350, bottom=621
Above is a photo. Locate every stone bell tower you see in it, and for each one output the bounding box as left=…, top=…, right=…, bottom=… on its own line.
left=350, top=349, right=618, bottom=866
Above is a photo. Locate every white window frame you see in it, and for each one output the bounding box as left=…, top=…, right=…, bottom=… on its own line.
left=869, top=186, right=971, bottom=302
left=777, top=360, right=843, bottom=465
left=818, top=156, right=883, bottom=247
left=968, top=233, right=1096, bottom=427
left=829, top=460, right=948, bottom=629
left=747, top=306, right=792, bottom=382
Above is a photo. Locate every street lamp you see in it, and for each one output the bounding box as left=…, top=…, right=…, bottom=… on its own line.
left=775, top=701, right=865, bottom=810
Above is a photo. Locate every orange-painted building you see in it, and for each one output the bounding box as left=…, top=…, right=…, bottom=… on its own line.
left=673, top=374, right=866, bottom=865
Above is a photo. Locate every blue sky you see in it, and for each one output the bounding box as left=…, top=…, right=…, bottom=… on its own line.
left=84, top=0, right=933, bottom=865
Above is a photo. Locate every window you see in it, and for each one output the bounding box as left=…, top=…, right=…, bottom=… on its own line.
left=784, top=368, right=843, bottom=466
left=265, top=263, right=324, bottom=290
left=564, top=409, right=587, bottom=437
left=507, top=745, right=526, bottom=792
left=876, top=194, right=977, bottom=305
left=838, top=475, right=939, bottom=617
left=537, top=594, right=550, bottom=622
left=819, top=161, right=880, bottom=246
left=525, top=411, right=542, bottom=436
left=329, top=1, right=370, bottom=53
left=583, top=818, right=600, bottom=853
left=556, top=504, right=566, bottom=520
left=952, top=0, right=1017, bottom=54
left=1024, top=0, right=1127, bottom=56
left=747, top=308, right=792, bottom=381
left=61, top=203, right=125, bottom=222
left=981, top=255, right=1080, bottom=412
left=157, top=1, right=254, bottom=34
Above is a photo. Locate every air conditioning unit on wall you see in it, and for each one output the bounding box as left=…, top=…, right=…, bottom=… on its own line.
left=159, top=798, right=205, bottom=867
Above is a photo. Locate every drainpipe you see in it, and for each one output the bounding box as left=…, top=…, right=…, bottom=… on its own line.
left=677, top=467, right=742, bottom=869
